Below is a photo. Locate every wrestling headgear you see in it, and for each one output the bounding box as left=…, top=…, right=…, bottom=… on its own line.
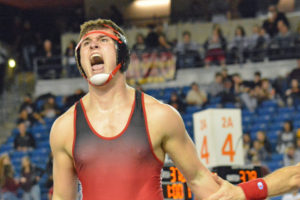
left=75, top=19, right=130, bottom=86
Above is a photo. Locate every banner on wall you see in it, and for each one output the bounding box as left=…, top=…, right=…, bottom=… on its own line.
left=126, top=51, right=176, bottom=85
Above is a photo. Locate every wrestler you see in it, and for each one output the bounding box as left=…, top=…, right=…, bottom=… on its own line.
left=50, top=18, right=220, bottom=200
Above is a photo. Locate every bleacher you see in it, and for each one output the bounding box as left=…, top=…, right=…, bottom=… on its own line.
left=1, top=120, right=52, bottom=200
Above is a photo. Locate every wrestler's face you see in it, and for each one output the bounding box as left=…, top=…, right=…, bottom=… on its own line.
left=80, top=29, right=117, bottom=79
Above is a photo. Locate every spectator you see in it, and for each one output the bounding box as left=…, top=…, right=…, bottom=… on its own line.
left=19, top=93, right=36, bottom=115
left=175, top=31, right=199, bottom=54
left=19, top=94, right=44, bottom=125
left=64, top=40, right=78, bottom=77
left=20, top=20, right=37, bottom=71
left=132, top=33, right=146, bottom=52
left=283, top=144, right=300, bottom=166
left=253, top=71, right=262, bottom=87
left=220, top=67, right=231, bottom=81
left=261, top=78, right=276, bottom=101
left=243, top=71, right=262, bottom=89
left=289, top=60, right=300, bottom=82
left=262, top=4, right=290, bottom=38
left=145, top=24, right=159, bottom=49
left=17, top=109, right=36, bottom=128
left=243, top=133, right=253, bottom=164
left=175, top=31, right=201, bottom=68
left=168, top=92, right=186, bottom=113
left=40, top=96, right=61, bottom=119
left=269, top=20, right=294, bottom=49
left=157, top=34, right=172, bottom=52
left=253, top=84, right=268, bottom=105
left=208, top=72, right=224, bottom=97
left=204, top=24, right=227, bottom=68
left=0, top=154, right=19, bottom=200
left=240, top=86, right=257, bottom=112
left=248, top=140, right=269, bottom=162
left=256, top=130, right=272, bottom=154
left=229, top=26, right=248, bottom=64
left=247, top=25, right=260, bottom=51
left=185, top=82, right=207, bottom=106
left=220, top=78, right=237, bottom=105
left=20, top=156, right=41, bottom=200
left=277, top=121, right=296, bottom=153
left=232, top=73, right=245, bottom=96
left=285, top=79, right=300, bottom=106
left=37, top=39, right=61, bottom=79
left=251, top=155, right=270, bottom=177
left=255, top=27, right=270, bottom=51
left=14, top=121, right=36, bottom=152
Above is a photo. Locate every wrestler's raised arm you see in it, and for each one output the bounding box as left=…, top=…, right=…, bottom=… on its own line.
left=50, top=106, right=78, bottom=200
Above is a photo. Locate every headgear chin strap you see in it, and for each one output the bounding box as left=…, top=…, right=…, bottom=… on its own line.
left=75, top=28, right=127, bottom=86
left=88, top=63, right=122, bottom=86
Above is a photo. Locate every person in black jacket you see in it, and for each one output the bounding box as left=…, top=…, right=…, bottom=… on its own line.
left=263, top=4, right=290, bottom=38
left=14, top=121, right=36, bottom=152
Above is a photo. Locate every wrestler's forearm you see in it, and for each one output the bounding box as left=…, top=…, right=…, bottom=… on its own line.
left=188, top=168, right=221, bottom=199
left=264, top=163, right=300, bottom=197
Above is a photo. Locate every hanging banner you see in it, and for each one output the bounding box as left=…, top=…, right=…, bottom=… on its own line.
left=126, top=51, right=176, bottom=85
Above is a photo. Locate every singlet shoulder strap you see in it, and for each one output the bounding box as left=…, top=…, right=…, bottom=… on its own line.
left=135, top=90, right=142, bottom=112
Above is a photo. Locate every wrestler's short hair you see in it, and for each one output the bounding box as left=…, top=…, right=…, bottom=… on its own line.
left=79, top=19, right=125, bottom=40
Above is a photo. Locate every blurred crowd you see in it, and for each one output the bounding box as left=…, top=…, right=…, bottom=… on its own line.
left=0, top=3, right=299, bottom=80
left=132, top=4, right=300, bottom=69
left=0, top=89, right=85, bottom=200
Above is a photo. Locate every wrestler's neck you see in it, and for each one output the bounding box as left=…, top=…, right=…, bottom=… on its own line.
left=86, top=72, right=133, bottom=110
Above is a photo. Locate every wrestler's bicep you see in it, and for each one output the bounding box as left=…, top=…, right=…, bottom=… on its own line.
left=52, top=148, right=78, bottom=200
left=50, top=117, right=78, bottom=200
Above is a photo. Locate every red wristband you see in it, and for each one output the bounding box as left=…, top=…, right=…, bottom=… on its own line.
left=238, top=178, right=268, bottom=200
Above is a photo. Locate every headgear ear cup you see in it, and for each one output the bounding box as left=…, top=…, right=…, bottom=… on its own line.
left=75, top=48, right=86, bottom=78
left=116, top=34, right=130, bottom=72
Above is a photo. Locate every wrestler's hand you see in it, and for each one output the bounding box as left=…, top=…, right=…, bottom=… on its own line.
left=203, top=174, right=246, bottom=200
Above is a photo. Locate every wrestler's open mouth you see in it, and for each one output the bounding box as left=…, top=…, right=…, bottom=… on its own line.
left=90, top=54, right=104, bottom=73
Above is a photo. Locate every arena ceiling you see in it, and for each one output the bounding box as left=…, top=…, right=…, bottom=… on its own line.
left=0, top=0, right=83, bottom=9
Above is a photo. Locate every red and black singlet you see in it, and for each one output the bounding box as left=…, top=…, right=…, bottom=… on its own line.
left=72, top=91, right=164, bottom=200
